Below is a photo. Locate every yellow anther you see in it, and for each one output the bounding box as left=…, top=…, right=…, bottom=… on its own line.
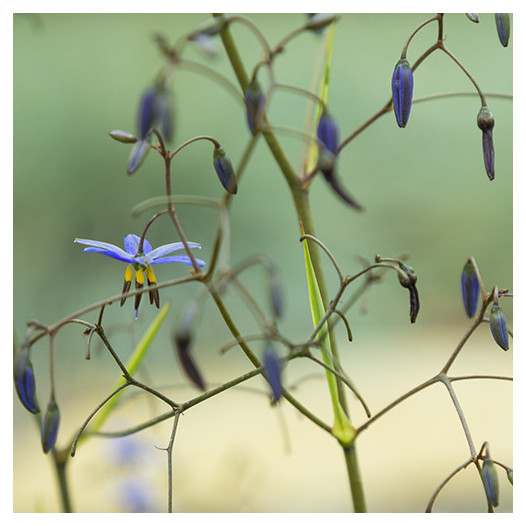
left=124, top=265, right=133, bottom=282
left=135, top=269, right=145, bottom=285
left=146, top=266, right=156, bottom=283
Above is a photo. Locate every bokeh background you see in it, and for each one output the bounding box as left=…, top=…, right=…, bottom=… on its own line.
left=13, top=13, right=512, bottom=512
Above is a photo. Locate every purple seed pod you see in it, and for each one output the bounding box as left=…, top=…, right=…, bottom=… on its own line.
left=461, top=259, right=480, bottom=318
left=398, top=264, right=419, bottom=323
left=392, top=58, right=414, bottom=128
left=213, top=146, right=237, bottom=194
left=137, top=88, right=158, bottom=140
left=244, top=80, right=265, bottom=135
left=482, top=458, right=500, bottom=507
left=495, top=14, right=510, bottom=47
left=262, top=346, right=282, bottom=403
left=41, top=399, right=60, bottom=454
left=489, top=303, right=509, bottom=351
left=14, top=344, right=40, bottom=414
left=477, top=106, right=495, bottom=181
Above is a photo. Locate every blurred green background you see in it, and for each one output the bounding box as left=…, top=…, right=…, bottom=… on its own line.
left=13, top=13, right=512, bottom=512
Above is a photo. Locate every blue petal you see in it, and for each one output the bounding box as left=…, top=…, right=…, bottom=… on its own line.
left=147, top=241, right=201, bottom=261
left=124, top=234, right=152, bottom=256
left=75, top=238, right=135, bottom=262
left=81, top=247, right=136, bottom=264
left=152, top=255, right=206, bottom=267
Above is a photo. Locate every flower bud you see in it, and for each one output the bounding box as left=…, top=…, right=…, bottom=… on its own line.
left=392, top=58, right=414, bottom=128
left=244, top=80, right=265, bottom=135
left=156, top=90, right=174, bottom=143
left=268, top=268, right=284, bottom=318
left=262, top=346, right=282, bottom=403
left=466, top=13, right=479, bottom=23
left=461, top=259, right=480, bottom=318
left=306, top=14, right=338, bottom=33
left=137, top=88, right=158, bottom=140
left=174, top=301, right=206, bottom=391
left=489, top=303, right=509, bottom=351
left=495, top=14, right=510, bottom=47
left=127, top=138, right=151, bottom=175
left=14, top=344, right=40, bottom=414
left=109, top=130, right=137, bottom=144
left=482, top=458, right=499, bottom=507
left=317, top=108, right=339, bottom=157
left=41, top=399, right=60, bottom=454
left=477, top=106, right=495, bottom=181
left=213, top=146, right=237, bottom=194
left=506, top=468, right=513, bottom=485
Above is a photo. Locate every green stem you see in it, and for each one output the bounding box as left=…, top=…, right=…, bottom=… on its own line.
left=215, top=15, right=365, bottom=512
left=53, top=450, right=72, bottom=512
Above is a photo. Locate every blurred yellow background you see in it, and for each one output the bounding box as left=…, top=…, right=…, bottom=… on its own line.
left=13, top=13, right=512, bottom=512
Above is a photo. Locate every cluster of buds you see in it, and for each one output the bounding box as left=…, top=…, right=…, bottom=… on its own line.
left=14, top=341, right=60, bottom=454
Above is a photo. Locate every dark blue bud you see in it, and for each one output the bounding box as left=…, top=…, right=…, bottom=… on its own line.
left=14, top=345, right=40, bottom=414
left=262, top=346, right=282, bottom=403
left=461, top=259, right=480, bottom=318
left=213, top=146, right=237, bottom=194
left=244, top=80, right=265, bottom=135
left=41, top=399, right=60, bottom=454
left=156, top=91, right=174, bottom=143
left=317, top=108, right=339, bottom=158
left=127, top=138, right=151, bottom=175
left=137, top=88, right=158, bottom=140
left=482, top=458, right=500, bottom=507
left=269, top=269, right=284, bottom=318
left=495, top=14, right=510, bottom=47
left=477, top=106, right=495, bottom=181
left=392, top=58, right=414, bottom=128
left=490, top=303, right=509, bottom=351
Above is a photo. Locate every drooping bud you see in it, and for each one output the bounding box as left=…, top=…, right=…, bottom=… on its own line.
left=174, top=301, right=205, bottom=391
left=109, top=130, right=137, bottom=144
left=392, top=58, right=414, bottom=128
left=14, top=344, right=40, bottom=414
left=398, top=264, right=419, bottom=323
left=306, top=14, right=338, bottom=33
left=244, top=79, right=265, bottom=135
left=137, top=88, right=158, bottom=140
left=482, top=458, right=500, bottom=507
left=213, top=146, right=237, bottom=194
left=506, top=468, right=513, bottom=485
left=466, top=13, right=479, bottom=23
left=262, top=346, right=282, bottom=403
left=156, top=90, right=174, bottom=143
left=495, top=14, right=510, bottom=47
left=41, top=399, right=60, bottom=454
left=127, top=138, right=151, bottom=175
left=316, top=108, right=339, bottom=172
left=461, top=259, right=480, bottom=318
left=477, top=106, right=495, bottom=181
left=489, top=303, right=509, bottom=351
left=268, top=268, right=284, bottom=318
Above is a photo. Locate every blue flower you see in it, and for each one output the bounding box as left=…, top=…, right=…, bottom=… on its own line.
left=75, top=234, right=205, bottom=318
